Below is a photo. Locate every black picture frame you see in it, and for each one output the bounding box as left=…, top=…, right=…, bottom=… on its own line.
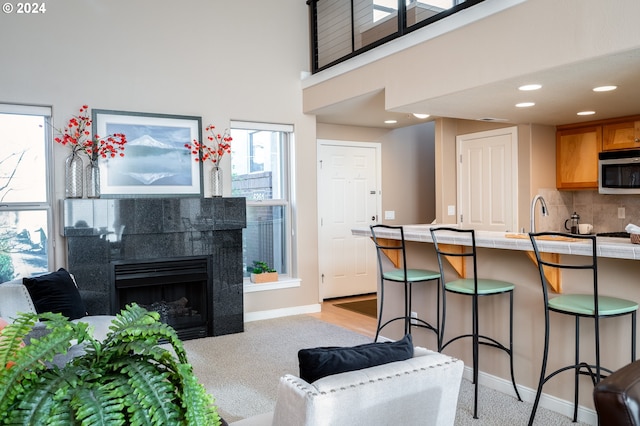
left=92, top=109, right=203, bottom=198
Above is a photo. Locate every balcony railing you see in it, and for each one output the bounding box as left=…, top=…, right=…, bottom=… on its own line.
left=306, top=0, right=484, bottom=73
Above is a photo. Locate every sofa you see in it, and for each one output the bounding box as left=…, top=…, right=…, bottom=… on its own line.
left=230, top=346, right=464, bottom=426
left=0, top=272, right=115, bottom=342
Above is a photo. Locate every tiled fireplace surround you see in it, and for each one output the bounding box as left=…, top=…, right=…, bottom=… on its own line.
left=62, top=197, right=246, bottom=337
left=535, top=188, right=640, bottom=233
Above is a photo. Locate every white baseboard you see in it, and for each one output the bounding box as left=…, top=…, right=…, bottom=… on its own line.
left=244, top=304, right=321, bottom=322
left=465, top=367, right=597, bottom=426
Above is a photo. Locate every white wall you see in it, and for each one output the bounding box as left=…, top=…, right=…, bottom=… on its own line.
left=0, top=0, right=320, bottom=315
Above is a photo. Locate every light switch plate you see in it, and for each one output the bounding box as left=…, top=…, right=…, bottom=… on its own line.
left=447, top=205, right=456, bottom=216
left=384, top=210, right=395, bottom=220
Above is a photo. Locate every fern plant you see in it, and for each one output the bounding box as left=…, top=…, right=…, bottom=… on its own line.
left=0, top=303, right=220, bottom=426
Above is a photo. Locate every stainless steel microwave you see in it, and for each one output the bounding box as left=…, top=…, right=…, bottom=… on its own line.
left=599, top=149, right=640, bottom=194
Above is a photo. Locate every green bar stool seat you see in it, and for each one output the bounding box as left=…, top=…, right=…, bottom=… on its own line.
left=528, top=232, right=638, bottom=425
left=430, top=227, right=522, bottom=420
left=370, top=225, right=441, bottom=344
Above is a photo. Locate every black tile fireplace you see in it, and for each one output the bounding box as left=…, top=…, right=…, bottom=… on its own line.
left=61, top=197, right=246, bottom=338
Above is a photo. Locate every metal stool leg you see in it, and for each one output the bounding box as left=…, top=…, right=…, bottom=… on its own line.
left=633, top=311, right=637, bottom=362
left=375, top=279, right=385, bottom=342
left=472, top=293, right=479, bottom=419
left=404, top=282, right=411, bottom=335
left=573, top=316, right=580, bottom=423
left=527, top=308, right=550, bottom=426
left=509, top=290, right=522, bottom=401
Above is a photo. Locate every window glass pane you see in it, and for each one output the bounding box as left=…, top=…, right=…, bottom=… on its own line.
left=410, top=1, right=460, bottom=27
left=0, top=210, right=48, bottom=280
left=231, top=129, right=284, bottom=201
left=0, top=113, right=47, bottom=203
left=243, top=205, right=287, bottom=277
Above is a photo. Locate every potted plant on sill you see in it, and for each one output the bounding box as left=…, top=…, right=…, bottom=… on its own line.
left=250, top=261, right=278, bottom=284
left=0, top=304, right=220, bottom=426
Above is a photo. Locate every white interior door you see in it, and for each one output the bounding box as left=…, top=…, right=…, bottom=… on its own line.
left=318, top=140, right=381, bottom=299
left=457, top=127, right=518, bottom=232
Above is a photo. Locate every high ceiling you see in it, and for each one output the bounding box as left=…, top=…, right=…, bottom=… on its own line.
left=312, top=48, right=640, bottom=129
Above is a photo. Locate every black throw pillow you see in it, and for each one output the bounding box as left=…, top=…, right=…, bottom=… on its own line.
left=298, top=333, right=414, bottom=383
left=23, top=268, right=87, bottom=320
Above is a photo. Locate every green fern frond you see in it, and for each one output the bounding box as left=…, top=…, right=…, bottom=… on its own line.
left=0, top=315, right=85, bottom=415
left=107, top=303, right=159, bottom=333
left=3, top=368, right=69, bottom=425
left=43, top=408, right=74, bottom=426
left=70, top=385, right=126, bottom=426
left=0, top=312, right=37, bottom=367
left=177, top=363, right=220, bottom=426
left=103, top=374, right=153, bottom=426
left=120, top=359, right=181, bottom=425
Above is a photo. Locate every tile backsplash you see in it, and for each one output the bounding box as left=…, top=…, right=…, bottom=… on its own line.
left=536, top=188, right=640, bottom=234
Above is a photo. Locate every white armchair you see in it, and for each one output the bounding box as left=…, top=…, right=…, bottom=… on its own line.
left=230, top=347, right=464, bottom=426
left=0, top=278, right=114, bottom=342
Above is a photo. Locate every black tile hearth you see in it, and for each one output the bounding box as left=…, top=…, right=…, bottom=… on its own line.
left=61, top=197, right=246, bottom=337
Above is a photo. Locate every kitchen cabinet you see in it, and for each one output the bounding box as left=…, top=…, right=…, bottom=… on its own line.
left=556, top=126, right=601, bottom=190
left=602, top=119, right=640, bottom=151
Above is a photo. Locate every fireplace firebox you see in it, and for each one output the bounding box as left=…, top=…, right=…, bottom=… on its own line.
left=113, top=256, right=212, bottom=340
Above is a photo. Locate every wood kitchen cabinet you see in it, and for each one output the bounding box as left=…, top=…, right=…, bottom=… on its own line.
left=602, top=118, right=640, bottom=151
left=556, top=125, right=601, bottom=190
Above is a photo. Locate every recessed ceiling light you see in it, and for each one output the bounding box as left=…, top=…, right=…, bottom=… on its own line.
left=384, top=120, right=397, bottom=124
left=412, top=113, right=430, bottom=119
left=593, top=86, right=617, bottom=92
left=477, top=117, right=510, bottom=122
left=515, top=102, right=535, bottom=108
left=577, top=111, right=596, bottom=116
left=518, top=84, right=542, bottom=91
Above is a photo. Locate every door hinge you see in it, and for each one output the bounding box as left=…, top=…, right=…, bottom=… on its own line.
left=459, top=154, right=463, bottom=163
left=460, top=214, right=463, bottom=222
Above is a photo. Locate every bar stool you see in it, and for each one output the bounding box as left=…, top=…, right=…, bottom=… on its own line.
left=528, top=232, right=637, bottom=425
left=430, top=227, right=522, bottom=419
left=369, top=225, right=441, bottom=344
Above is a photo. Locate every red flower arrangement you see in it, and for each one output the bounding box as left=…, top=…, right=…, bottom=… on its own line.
left=54, top=105, right=127, bottom=162
left=185, top=124, right=232, bottom=165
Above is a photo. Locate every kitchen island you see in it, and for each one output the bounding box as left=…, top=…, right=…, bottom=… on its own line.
left=353, top=225, right=640, bottom=424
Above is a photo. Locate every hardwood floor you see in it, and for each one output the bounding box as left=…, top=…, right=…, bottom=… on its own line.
left=308, top=294, right=377, bottom=340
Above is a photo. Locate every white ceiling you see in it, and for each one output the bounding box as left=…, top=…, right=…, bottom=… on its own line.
left=313, top=48, right=640, bottom=129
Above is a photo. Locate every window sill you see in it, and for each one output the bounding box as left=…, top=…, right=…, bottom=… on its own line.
left=243, top=277, right=301, bottom=293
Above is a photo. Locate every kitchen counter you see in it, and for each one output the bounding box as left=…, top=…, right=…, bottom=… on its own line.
left=352, top=224, right=640, bottom=260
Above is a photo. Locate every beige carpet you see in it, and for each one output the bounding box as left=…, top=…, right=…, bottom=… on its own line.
left=179, top=315, right=589, bottom=425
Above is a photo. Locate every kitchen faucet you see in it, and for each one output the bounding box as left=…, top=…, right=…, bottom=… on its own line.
left=530, top=195, right=549, bottom=233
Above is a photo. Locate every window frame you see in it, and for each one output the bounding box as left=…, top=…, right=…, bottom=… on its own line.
left=0, top=103, right=55, bottom=278
left=230, top=120, right=299, bottom=292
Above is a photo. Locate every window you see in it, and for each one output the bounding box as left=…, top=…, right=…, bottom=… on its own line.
left=309, top=0, right=483, bottom=72
left=230, top=121, right=293, bottom=281
left=0, top=104, right=52, bottom=281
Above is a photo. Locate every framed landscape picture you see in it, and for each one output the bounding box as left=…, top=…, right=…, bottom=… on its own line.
left=92, top=109, right=203, bottom=197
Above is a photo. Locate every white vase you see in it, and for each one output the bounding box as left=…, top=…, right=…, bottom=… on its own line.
left=65, top=151, right=83, bottom=198
left=86, top=159, right=100, bottom=198
left=211, top=166, right=223, bottom=197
